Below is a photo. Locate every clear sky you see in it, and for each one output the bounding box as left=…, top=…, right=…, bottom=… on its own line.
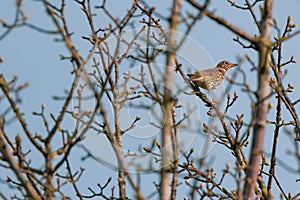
left=0, top=0, right=300, bottom=198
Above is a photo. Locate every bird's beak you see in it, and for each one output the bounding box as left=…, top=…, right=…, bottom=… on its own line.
left=231, top=63, right=238, bottom=67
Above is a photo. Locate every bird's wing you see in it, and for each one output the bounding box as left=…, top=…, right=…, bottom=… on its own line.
left=187, top=71, right=201, bottom=79
left=187, top=69, right=215, bottom=82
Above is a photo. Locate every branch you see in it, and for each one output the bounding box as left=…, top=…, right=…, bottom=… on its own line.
left=0, top=74, right=43, bottom=153
left=243, top=0, right=273, bottom=198
left=0, top=126, right=40, bottom=199
left=186, top=0, right=257, bottom=43
left=160, top=0, right=182, bottom=199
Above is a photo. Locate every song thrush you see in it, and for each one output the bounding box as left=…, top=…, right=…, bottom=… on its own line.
left=187, top=60, right=237, bottom=90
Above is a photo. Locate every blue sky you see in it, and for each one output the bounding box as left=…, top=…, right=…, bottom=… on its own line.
left=0, top=0, right=300, bottom=198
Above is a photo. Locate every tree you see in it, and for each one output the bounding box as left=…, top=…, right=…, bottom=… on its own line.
left=0, top=0, right=299, bottom=199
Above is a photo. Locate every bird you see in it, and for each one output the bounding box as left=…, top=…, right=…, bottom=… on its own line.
left=187, top=60, right=237, bottom=91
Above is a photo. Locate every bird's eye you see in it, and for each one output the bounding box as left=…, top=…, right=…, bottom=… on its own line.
left=224, top=61, right=228, bottom=65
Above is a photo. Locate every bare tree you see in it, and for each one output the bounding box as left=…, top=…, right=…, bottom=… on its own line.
left=0, top=0, right=299, bottom=199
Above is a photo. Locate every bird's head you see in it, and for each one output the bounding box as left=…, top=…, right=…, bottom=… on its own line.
left=216, top=60, right=238, bottom=73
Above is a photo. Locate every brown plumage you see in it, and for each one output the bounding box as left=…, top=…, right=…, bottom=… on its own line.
left=187, top=60, right=237, bottom=90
